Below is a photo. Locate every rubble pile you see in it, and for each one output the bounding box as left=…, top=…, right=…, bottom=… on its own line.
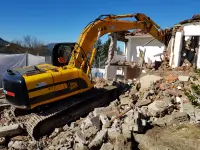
left=0, top=72, right=200, bottom=149
left=93, top=77, right=108, bottom=88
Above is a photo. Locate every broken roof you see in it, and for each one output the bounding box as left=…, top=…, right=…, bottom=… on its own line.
left=178, top=14, right=200, bottom=25
left=125, top=29, right=149, bottom=36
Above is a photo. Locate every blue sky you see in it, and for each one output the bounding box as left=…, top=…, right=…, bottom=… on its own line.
left=1, top=0, right=200, bottom=49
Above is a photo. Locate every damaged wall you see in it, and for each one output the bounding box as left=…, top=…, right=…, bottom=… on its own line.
left=125, top=35, right=165, bottom=63
left=170, top=23, right=200, bottom=69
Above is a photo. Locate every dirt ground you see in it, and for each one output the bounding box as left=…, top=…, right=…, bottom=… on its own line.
left=135, top=123, right=200, bottom=150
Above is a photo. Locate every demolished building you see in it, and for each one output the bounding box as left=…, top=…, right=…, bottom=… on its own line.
left=104, top=14, right=200, bottom=80
left=169, top=14, right=200, bottom=69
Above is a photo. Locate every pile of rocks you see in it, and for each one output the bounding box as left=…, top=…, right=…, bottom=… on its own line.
left=0, top=72, right=199, bottom=150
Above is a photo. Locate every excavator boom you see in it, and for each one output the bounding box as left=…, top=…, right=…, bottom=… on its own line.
left=68, top=13, right=167, bottom=75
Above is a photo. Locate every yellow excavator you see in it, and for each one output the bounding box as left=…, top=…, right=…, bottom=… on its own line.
left=2, top=13, right=170, bottom=139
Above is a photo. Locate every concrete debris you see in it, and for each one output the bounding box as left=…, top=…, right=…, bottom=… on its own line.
left=88, top=129, right=107, bottom=149
left=99, top=114, right=110, bottom=128
left=178, top=75, right=190, bottom=82
left=0, top=124, right=24, bottom=137
left=49, top=128, right=62, bottom=138
left=136, top=99, right=152, bottom=107
left=11, top=141, right=27, bottom=150
left=75, top=130, right=88, bottom=145
left=74, top=142, right=88, bottom=150
left=81, top=115, right=101, bottom=130
left=1, top=68, right=200, bottom=149
left=93, top=106, right=119, bottom=118
left=148, top=100, right=169, bottom=117
left=100, top=142, right=113, bottom=150
left=122, top=123, right=131, bottom=140
left=114, top=134, right=132, bottom=150
left=152, top=112, right=190, bottom=126
left=62, top=124, right=69, bottom=131
left=139, top=74, right=162, bottom=90
left=82, top=125, right=99, bottom=140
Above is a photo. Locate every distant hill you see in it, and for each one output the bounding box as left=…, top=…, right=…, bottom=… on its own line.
left=0, top=38, right=9, bottom=46
left=0, top=37, right=45, bottom=56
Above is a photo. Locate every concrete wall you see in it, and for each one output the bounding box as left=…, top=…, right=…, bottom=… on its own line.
left=110, top=51, right=126, bottom=64
left=125, top=36, right=165, bottom=63
left=170, top=23, right=200, bottom=68
left=91, top=67, right=123, bottom=78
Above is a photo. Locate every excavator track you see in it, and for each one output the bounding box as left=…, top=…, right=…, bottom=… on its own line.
left=11, top=85, right=119, bottom=140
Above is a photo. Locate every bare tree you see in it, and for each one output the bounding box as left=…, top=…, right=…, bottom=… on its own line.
left=12, top=35, right=45, bottom=55
left=22, top=35, right=43, bottom=49
left=11, top=39, right=22, bottom=46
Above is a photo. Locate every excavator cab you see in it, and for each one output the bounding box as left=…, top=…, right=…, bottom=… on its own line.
left=45, top=42, right=76, bottom=66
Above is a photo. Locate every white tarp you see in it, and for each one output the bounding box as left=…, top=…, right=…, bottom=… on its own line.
left=27, top=54, right=45, bottom=66
left=0, top=54, right=27, bottom=87
left=0, top=53, right=45, bottom=87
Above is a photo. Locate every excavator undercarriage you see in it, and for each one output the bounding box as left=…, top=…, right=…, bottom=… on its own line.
left=10, top=85, right=120, bottom=140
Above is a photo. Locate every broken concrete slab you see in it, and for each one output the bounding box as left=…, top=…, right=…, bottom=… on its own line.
left=99, top=114, right=110, bottom=128
left=82, top=126, right=99, bottom=140
left=168, top=112, right=190, bottom=124
left=100, top=143, right=113, bottom=150
left=108, top=127, right=121, bottom=141
left=62, top=124, right=69, bottom=131
left=136, top=99, right=152, bottom=108
left=178, top=75, right=190, bottom=82
left=134, top=133, right=171, bottom=150
left=114, top=134, right=132, bottom=150
left=122, top=123, right=131, bottom=140
left=11, top=141, right=27, bottom=150
left=140, top=106, right=149, bottom=117
left=81, top=115, right=101, bottom=130
left=0, top=124, right=23, bottom=137
left=139, top=74, right=162, bottom=90
left=75, top=131, right=87, bottom=145
left=88, top=129, right=107, bottom=149
left=152, top=112, right=190, bottom=126
left=148, top=100, right=169, bottom=117
left=93, top=106, right=119, bottom=118
left=120, top=97, right=132, bottom=105
left=74, top=142, right=88, bottom=150
left=90, top=116, right=101, bottom=130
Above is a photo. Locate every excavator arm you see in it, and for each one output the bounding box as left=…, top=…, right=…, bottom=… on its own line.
left=68, top=13, right=167, bottom=75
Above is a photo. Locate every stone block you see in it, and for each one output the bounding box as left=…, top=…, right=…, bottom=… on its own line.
left=93, top=106, right=119, bottom=118
left=114, top=134, right=132, bottom=150
left=136, top=99, right=152, bottom=108
left=148, top=100, right=169, bottom=117
left=122, top=123, right=131, bottom=140
left=82, top=126, right=99, bottom=140
left=88, top=129, right=108, bottom=149
left=74, top=143, right=88, bottom=150
left=178, top=75, right=189, bottom=82
left=75, top=131, right=87, bottom=145
left=108, top=128, right=121, bottom=141
left=100, top=143, right=114, bottom=150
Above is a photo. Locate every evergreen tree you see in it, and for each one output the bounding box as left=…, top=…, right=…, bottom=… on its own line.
left=93, top=39, right=103, bottom=68
left=116, top=46, right=123, bottom=55
left=99, top=38, right=111, bottom=67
